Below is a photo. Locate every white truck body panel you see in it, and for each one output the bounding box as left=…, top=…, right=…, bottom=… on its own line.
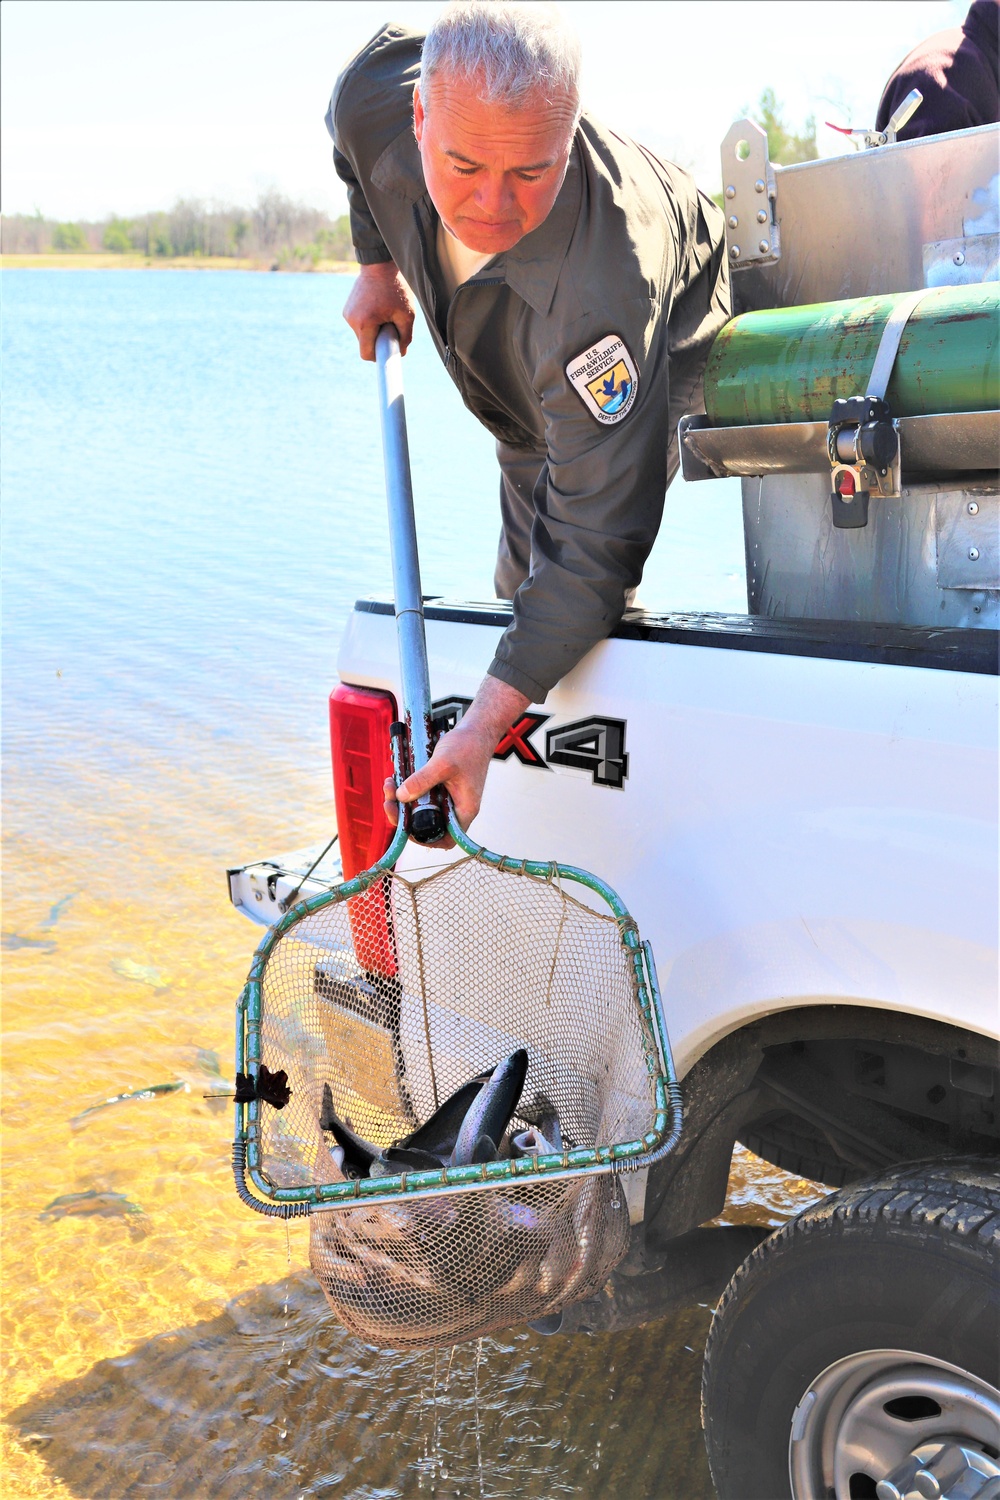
left=338, top=604, right=999, bottom=1077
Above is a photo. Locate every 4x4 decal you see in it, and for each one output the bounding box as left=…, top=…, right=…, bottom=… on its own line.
left=494, top=712, right=550, bottom=767
left=432, top=698, right=628, bottom=789
left=545, top=717, right=629, bottom=789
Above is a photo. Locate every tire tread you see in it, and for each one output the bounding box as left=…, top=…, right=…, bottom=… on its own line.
left=702, top=1156, right=1000, bottom=1500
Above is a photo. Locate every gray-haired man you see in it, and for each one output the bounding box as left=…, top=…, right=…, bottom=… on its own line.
left=327, top=1, right=729, bottom=835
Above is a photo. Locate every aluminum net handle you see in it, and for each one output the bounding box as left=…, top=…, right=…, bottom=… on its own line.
left=374, top=324, right=446, bottom=844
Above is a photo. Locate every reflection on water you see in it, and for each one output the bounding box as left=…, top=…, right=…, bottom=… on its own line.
left=11, top=1273, right=721, bottom=1499
left=2, top=270, right=817, bottom=1497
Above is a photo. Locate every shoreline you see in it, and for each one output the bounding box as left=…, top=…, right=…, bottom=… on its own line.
left=0, top=253, right=359, bottom=272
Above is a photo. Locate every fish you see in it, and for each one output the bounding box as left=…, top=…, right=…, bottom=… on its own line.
left=196, top=1050, right=233, bottom=1112
left=510, top=1126, right=562, bottom=1158
left=312, top=1060, right=607, bottom=1343
left=353, top=1203, right=411, bottom=1246
left=542, top=1179, right=607, bottom=1307
left=195, top=1048, right=224, bottom=1078
left=311, top=1204, right=443, bottom=1304
left=319, top=1051, right=528, bottom=1178
left=319, top=1083, right=383, bottom=1178
left=450, top=1050, right=528, bottom=1167
left=369, top=1146, right=446, bottom=1178
left=397, top=1069, right=491, bottom=1159
left=2, top=931, right=57, bottom=954
left=497, top=1197, right=544, bottom=1233
left=352, top=1240, right=440, bottom=1296
left=40, top=894, right=77, bottom=929
left=495, top=1247, right=545, bottom=1300
left=537, top=1210, right=580, bottom=1300
left=519, top=1092, right=565, bottom=1149
left=303, top=1111, right=347, bottom=1185
left=311, top=1241, right=369, bottom=1290
left=40, top=1189, right=146, bottom=1225
left=70, top=1080, right=186, bottom=1130
left=435, top=1191, right=524, bottom=1302
left=110, top=957, right=168, bottom=990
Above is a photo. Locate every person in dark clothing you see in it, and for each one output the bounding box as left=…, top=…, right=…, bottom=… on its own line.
left=329, top=2, right=728, bottom=834
left=876, top=0, right=999, bottom=139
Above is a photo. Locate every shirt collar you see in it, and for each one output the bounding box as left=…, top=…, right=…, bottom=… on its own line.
left=371, top=127, right=582, bottom=317
left=501, top=147, right=581, bottom=316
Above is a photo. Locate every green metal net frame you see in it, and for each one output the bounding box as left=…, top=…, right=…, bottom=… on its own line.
left=232, top=812, right=682, bottom=1219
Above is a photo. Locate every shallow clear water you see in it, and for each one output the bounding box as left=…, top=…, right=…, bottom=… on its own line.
left=2, top=269, right=821, bottom=1497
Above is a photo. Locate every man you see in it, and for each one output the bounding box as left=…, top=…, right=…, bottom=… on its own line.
left=327, top=1, right=728, bottom=833
left=876, top=0, right=999, bottom=140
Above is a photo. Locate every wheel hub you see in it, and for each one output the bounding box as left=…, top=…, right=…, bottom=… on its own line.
left=872, top=1439, right=1000, bottom=1500
left=788, top=1350, right=1000, bottom=1500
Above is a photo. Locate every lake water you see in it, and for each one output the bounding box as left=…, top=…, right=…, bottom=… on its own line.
left=2, top=269, right=819, bottom=1498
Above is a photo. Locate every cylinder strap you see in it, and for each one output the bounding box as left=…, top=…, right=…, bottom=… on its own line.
left=866, top=287, right=935, bottom=403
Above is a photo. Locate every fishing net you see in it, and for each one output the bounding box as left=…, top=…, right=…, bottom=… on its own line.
left=234, top=850, right=676, bottom=1349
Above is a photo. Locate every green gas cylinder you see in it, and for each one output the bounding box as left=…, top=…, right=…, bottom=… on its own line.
left=703, top=283, right=999, bottom=427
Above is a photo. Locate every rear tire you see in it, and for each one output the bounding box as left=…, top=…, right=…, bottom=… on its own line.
left=701, top=1157, right=1000, bottom=1500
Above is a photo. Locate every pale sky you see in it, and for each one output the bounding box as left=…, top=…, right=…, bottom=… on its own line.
left=1, top=0, right=966, bottom=221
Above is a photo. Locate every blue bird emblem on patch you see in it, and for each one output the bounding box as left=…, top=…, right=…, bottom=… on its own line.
left=566, top=335, right=639, bottom=425
left=590, top=361, right=633, bottom=415
left=599, top=371, right=632, bottom=413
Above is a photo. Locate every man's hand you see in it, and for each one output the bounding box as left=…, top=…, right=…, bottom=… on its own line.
left=343, top=261, right=416, bottom=361
left=384, top=676, right=531, bottom=843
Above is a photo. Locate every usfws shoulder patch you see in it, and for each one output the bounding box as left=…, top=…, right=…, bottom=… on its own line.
left=566, top=335, right=638, bottom=425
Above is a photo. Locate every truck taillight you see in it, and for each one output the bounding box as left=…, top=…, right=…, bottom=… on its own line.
left=329, top=683, right=398, bottom=976
left=329, top=683, right=398, bottom=879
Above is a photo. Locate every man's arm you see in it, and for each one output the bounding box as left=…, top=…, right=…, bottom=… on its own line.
left=386, top=676, right=530, bottom=836
left=490, top=189, right=729, bottom=704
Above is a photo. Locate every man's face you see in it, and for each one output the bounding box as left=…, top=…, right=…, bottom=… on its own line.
left=413, top=74, right=576, bottom=255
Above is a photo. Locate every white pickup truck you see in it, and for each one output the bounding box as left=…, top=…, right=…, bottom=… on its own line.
left=230, top=121, right=999, bottom=1500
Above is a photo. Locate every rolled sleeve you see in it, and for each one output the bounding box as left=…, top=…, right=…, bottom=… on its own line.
left=487, top=653, right=551, bottom=703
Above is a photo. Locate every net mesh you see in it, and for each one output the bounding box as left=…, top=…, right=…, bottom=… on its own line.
left=251, top=855, right=657, bottom=1347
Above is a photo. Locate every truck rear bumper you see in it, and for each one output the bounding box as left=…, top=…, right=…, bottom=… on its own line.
left=228, top=839, right=342, bottom=928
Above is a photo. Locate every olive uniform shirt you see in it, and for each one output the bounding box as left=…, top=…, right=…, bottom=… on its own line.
left=327, top=24, right=730, bottom=703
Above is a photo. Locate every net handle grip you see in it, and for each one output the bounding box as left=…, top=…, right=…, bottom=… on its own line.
left=375, top=324, right=447, bottom=845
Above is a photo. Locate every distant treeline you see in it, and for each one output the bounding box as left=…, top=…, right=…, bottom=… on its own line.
left=1, top=191, right=355, bottom=265
left=5, top=93, right=815, bottom=262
